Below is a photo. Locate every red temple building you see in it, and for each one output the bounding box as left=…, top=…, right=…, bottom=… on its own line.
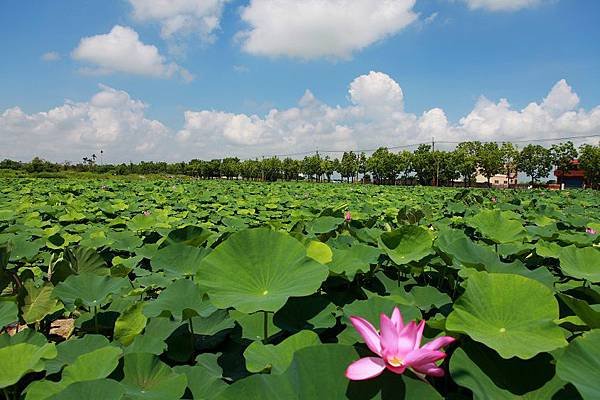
left=554, top=160, right=588, bottom=188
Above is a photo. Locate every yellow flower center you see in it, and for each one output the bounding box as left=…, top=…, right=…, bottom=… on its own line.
left=387, top=356, right=404, bottom=367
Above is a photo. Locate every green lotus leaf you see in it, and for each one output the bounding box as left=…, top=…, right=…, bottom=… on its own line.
left=0, top=343, right=56, bottom=389
left=8, top=236, right=44, bottom=261
left=143, top=278, right=211, bottom=320
left=197, top=228, right=329, bottom=313
left=64, top=246, right=109, bottom=276
left=273, top=294, right=337, bottom=333
left=305, top=240, right=332, bottom=264
left=107, top=231, right=143, bottom=252
left=558, top=294, right=600, bottom=329
left=408, top=286, right=451, bottom=311
left=466, top=210, right=526, bottom=244
left=244, top=330, right=320, bottom=374
left=221, top=345, right=442, bottom=399
left=45, top=335, right=112, bottom=374
left=20, top=281, right=62, bottom=324
left=556, top=329, right=600, bottom=400
left=0, top=300, right=18, bottom=328
left=446, top=272, right=567, bottom=359
left=0, top=329, right=47, bottom=348
left=306, top=216, right=344, bottom=234
left=230, top=309, right=281, bottom=341
left=558, top=245, right=600, bottom=282
left=53, top=273, right=128, bottom=309
left=378, top=225, right=434, bottom=265
left=120, top=353, right=187, bottom=400
left=25, top=346, right=123, bottom=400
left=151, top=243, right=210, bottom=277
left=190, top=309, right=235, bottom=336
left=173, top=353, right=227, bottom=400
left=46, top=379, right=124, bottom=400
left=114, top=302, right=147, bottom=345
left=328, top=243, right=381, bottom=279
left=450, top=341, right=571, bottom=399
left=165, top=225, right=212, bottom=247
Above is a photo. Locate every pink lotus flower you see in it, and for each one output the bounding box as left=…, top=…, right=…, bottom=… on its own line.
left=345, top=307, right=455, bottom=381
left=586, top=227, right=598, bottom=235
left=491, top=197, right=497, bottom=204
left=345, top=211, right=352, bottom=222
left=143, top=210, right=151, bottom=217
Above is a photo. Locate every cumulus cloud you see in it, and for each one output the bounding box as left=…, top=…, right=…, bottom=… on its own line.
left=41, top=51, right=61, bottom=62
left=128, top=0, right=228, bottom=42
left=176, top=72, right=600, bottom=159
left=237, top=0, right=418, bottom=59
left=3, top=73, right=599, bottom=163
left=462, top=0, right=543, bottom=12
left=0, top=85, right=170, bottom=162
left=72, top=25, right=192, bottom=81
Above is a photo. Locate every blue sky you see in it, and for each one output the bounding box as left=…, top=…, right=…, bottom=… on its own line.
left=1, top=0, right=600, bottom=162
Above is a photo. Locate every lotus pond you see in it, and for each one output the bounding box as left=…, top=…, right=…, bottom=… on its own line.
left=0, top=178, right=599, bottom=399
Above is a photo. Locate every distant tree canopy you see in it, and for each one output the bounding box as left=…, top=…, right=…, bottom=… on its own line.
left=2, top=141, right=599, bottom=188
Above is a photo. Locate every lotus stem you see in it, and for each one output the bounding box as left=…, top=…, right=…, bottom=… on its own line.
left=263, top=310, right=269, bottom=341
left=189, top=318, right=195, bottom=351
left=94, top=306, right=99, bottom=333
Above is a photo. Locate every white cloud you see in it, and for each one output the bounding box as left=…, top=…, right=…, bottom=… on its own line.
left=462, top=0, right=543, bottom=12
left=128, top=0, right=229, bottom=42
left=237, top=0, right=418, bottom=59
left=41, top=52, right=61, bottom=62
left=72, top=25, right=192, bottom=81
left=3, top=73, right=599, bottom=163
left=0, top=85, right=170, bottom=162
left=176, top=72, right=600, bottom=159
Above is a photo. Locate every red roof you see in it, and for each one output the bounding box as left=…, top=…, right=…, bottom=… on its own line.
left=554, top=159, right=585, bottom=178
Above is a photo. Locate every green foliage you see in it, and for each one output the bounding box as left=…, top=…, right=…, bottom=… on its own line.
left=0, top=178, right=598, bottom=399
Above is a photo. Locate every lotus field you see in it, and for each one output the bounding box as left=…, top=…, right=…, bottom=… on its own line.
left=1, top=177, right=600, bottom=400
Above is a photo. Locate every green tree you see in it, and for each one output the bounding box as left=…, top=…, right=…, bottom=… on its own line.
left=518, top=144, right=553, bottom=185
left=478, top=142, right=504, bottom=187
left=500, top=142, right=519, bottom=188
left=579, top=143, right=600, bottom=189
left=550, top=141, right=578, bottom=184
left=412, top=145, right=434, bottom=186
left=455, top=141, right=481, bottom=187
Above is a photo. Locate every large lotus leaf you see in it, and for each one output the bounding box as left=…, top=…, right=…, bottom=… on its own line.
left=273, top=294, right=337, bottom=333
left=8, top=236, right=44, bottom=261
left=436, top=228, right=501, bottom=268
left=151, top=243, right=210, bottom=277
left=0, top=343, right=56, bottom=388
left=197, top=228, right=329, bottom=313
left=46, top=335, right=112, bottom=374
left=114, top=302, right=147, bottom=345
left=306, top=216, right=344, bottom=234
left=143, top=278, right=211, bottom=320
left=378, top=225, right=434, bottom=265
left=221, top=344, right=442, bottom=399
left=558, top=294, right=600, bottom=329
left=450, top=341, right=571, bottom=399
left=165, top=225, right=212, bottom=247
left=46, top=379, right=125, bottom=400
left=25, top=346, right=123, bottom=400
left=107, top=231, right=143, bottom=252
left=190, top=309, right=235, bottom=336
left=556, top=329, right=600, bottom=400
left=329, top=243, right=381, bottom=279
left=558, top=245, right=600, bottom=282
left=173, top=353, right=227, bottom=400
left=120, top=353, right=187, bottom=400
left=446, top=272, right=567, bottom=359
left=408, top=286, right=451, bottom=311
left=53, top=273, right=128, bottom=309
left=64, top=246, right=109, bottom=276
left=0, top=300, right=18, bottom=328
left=20, top=281, right=62, bottom=324
left=244, top=330, right=320, bottom=374
left=467, top=210, right=526, bottom=244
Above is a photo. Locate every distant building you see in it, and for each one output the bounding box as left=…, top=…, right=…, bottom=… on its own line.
left=554, top=160, right=587, bottom=188
left=474, top=172, right=518, bottom=188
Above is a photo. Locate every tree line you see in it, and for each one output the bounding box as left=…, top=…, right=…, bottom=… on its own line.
left=2, top=141, right=599, bottom=189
